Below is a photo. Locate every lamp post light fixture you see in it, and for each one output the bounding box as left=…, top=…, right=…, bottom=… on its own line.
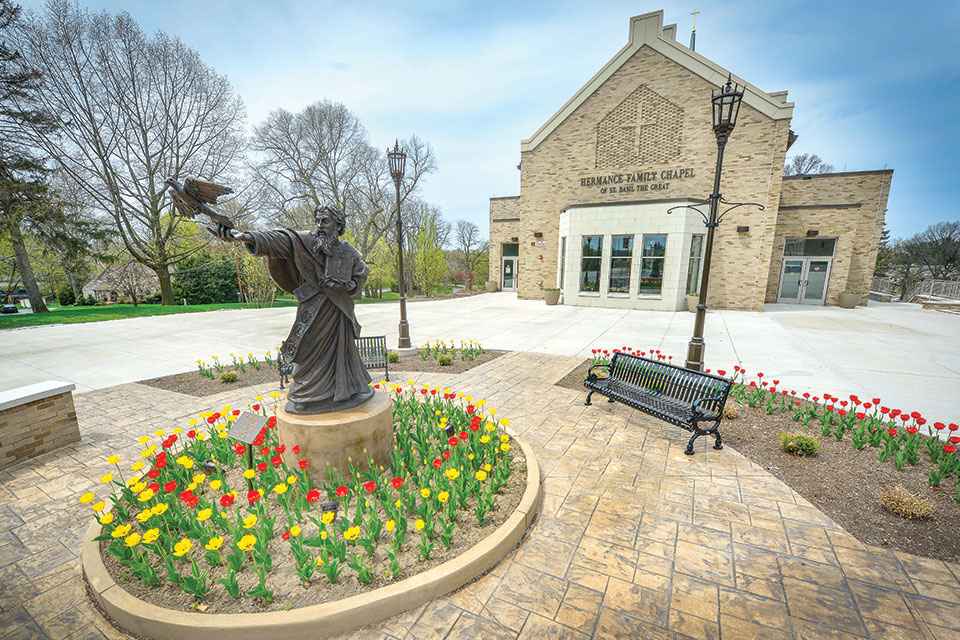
left=668, top=74, right=763, bottom=372
left=387, top=140, right=411, bottom=350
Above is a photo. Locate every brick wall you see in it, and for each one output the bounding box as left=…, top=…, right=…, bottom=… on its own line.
left=491, top=45, right=791, bottom=310
left=0, top=392, right=80, bottom=469
left=766, top=171, right=893, bottom=305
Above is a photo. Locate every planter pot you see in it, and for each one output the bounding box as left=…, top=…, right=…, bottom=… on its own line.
left=544, top=289, right=561, bottom=305
left=485, top=280, right=499, bottom=293
left=686, top=295, right=699, bottom=313
left=838, top=292, right=860, bottom=308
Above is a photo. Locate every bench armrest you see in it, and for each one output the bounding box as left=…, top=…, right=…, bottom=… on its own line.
left=692, top=395, right=725, bottom=417
left=586, top=363, right=610, bottom=379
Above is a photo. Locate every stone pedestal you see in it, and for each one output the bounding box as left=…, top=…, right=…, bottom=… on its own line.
left=276, top=391, right=393, bottom=483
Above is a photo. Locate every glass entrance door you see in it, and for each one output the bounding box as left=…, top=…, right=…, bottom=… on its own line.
left=502, top=258, right=518, bottom=291
left=777, top=258, right=832, bottom=305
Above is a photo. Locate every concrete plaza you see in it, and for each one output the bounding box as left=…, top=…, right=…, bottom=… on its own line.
left=1, top=292, right=957, bottom=424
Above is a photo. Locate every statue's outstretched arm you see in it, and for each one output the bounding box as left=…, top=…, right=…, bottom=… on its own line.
left=208, top=223, right=254, bottom=245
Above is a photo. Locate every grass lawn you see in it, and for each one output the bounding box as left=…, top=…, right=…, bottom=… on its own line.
left=0, top=300, right=298, bottom=329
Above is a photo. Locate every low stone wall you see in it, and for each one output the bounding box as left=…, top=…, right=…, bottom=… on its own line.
left=0, top=381, right=80, bottom=469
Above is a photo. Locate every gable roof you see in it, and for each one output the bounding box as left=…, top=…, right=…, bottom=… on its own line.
left=521, top=10, right=795, bottom=153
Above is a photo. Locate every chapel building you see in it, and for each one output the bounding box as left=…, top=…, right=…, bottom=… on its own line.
left=488, top=10, right=892, bottom=311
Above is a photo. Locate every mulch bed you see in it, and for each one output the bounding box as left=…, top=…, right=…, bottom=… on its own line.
left=556, top=359, right=960, bottom=562
left=137, top=351, right=507, bottom=397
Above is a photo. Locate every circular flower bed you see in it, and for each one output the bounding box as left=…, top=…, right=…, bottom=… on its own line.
left=84, top=383, right=526, bottom=615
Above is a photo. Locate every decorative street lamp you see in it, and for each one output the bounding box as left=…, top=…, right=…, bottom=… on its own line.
left=387, top=140, right=411, bottom=350
left=669, top=74, right=763, bottom=372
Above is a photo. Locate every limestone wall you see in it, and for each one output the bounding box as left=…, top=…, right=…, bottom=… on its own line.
left=0, top=383, right=80, bottom=469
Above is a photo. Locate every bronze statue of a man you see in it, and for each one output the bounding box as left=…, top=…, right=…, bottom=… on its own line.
left=210, top=205, right=373, bottom=414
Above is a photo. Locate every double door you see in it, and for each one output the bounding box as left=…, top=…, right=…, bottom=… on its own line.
left=777, top=258, right=831, bottom=305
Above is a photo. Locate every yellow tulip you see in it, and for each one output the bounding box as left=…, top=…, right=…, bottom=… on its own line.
left=173, top=427, right=183, bottom=434
left=484, top=464, right=492, bottom=472
left=414, top=519, right=425, bottom=531
left=500, top=419, right=511, bottom=427
left=136, top=510, right=152, bottom=522
left=343, top=526, right=361, bottom=541
left=205, top=536, right=224, bottom=551
left=137, top=436, right=150, bottom=444
left=99, top=513, right=114, bottom=525
left=154, top=429, right=165, bottom=437
left=243, top=469, right=256, bottom=479
left=197, top=509, right=212, bottom=522
left=385, top=520, right=396, bottom=531
left=132, top=482, right=147, bottom=493
left=124, top=533, right=141, bottom=548
left=438, top=491, right=449, bottom=503
left=79, top=492, right=95, bottom=504
left=131, top=461, right=145, bottom=471
left=445, top=468, right=460, bottom=480
left=137, top=489, right=155, bottom=502
left=273, top=483, right=288, bottom=495
left=143, top=528, right=160, bottom=544
left=243, top=514, right=258, bottom=529
left=501, top=443, right=511, bottom=452
left=151, top=503, right=168, bottom=516
left=107, top=455, right=119, bottom=465
left=420, top=488, right=430, bottom=499
left=91, top=501, right=105, bottom=512
left=111, top=524, right=132, bottom=539
left=210, top=479, right=222, bottom=491
left=100, top=473, right=114, bottom=484
left=193, top=473, right=207, bottom=484
left=321, top=511, right=334, bottom=525
left=289, top=525, right=301, bottom=537
left=475, top=470, right=487, bottom=482
left=316, top=556, right=324, bottom=566
left=173, top=538, right=192, bottom=557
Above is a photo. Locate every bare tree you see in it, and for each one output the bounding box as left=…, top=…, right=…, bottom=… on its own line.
left=453, top=220, right=488, bottom=288
left=12, top=0, right=246, bottom=304
left=249, top=100, right=436, bottom=260
left=783, top=153, right=835, bottom=176
left=106, top=257, right=157, bottom=306
left=907, top=221, right=960, bottom=280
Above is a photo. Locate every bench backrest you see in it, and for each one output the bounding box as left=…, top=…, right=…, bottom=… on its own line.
left=355, top=335, right=387, bottom=368
left=609, top=352, right=731, bottom=403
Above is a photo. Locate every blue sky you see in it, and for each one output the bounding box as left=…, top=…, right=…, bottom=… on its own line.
left=19, top=0, right=960, bottom=240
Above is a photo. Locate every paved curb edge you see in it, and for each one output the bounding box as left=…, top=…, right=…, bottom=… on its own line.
left=81, top=434, right=542, bottom=640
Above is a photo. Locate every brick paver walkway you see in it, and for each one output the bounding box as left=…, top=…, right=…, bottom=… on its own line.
left=2, top=352, right=959, bottom=639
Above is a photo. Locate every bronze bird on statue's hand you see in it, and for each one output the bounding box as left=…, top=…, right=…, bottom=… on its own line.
left=164, top=177, right=235, bottom=228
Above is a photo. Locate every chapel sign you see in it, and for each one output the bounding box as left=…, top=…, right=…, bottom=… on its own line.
left=579, top=167, right=696, bottom=196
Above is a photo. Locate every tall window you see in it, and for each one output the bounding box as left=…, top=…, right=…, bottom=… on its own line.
left=686, top=235, right=704, bottom=295
left=608, top=235, right=633, bottom=293
left=639, top=234, right=666, bottom=295
left=580, top=235, right=602, bottom=292
left=559, top=237, right=566, bottom=289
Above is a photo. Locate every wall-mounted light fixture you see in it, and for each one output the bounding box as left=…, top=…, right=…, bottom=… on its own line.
left=533, top=232, right=543, bottom=238
left=806, top=229, right=819, bottom=237
left=736, top=225, right=750, bottom=233
left=510, top=236, right=518, bottom=243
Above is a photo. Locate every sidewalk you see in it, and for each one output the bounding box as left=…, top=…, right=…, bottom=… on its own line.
left=1, top=293, right=957, bottom=423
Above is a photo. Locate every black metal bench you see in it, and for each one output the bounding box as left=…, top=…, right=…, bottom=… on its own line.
left=355, top=335, right=389, bottom=381
left=584, top=351, right=732, bottom=455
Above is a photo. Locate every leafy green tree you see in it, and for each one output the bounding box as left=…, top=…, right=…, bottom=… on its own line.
left=172, top=251, right=237, bottom=304
left=413, top=216, right=447, bottom=296
left=874, top=223, right=893, bottom=276
left=0, top=0, right=58, bottom=313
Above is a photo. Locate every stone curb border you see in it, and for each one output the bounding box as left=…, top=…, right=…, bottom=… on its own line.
left=82, top=435, right=541, bottom=640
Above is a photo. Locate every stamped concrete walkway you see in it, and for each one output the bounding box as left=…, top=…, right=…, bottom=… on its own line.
left=2, top=353, right=959, bottom=639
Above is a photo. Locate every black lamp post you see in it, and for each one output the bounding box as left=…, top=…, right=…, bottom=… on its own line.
left=669, top=74, right=763, bottom=372
left=387, top=140, right=411, bottom=350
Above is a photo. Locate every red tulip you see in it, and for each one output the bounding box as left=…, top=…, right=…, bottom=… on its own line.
left=466, top=405, right=475, bottom=415
left=364, top=481, right=376, bottom=493
left=442, top=450, right=451, bottom=460
left=270, top=455, right=282, bottom=467
left=950, top=424, right=959, bottom=432
left=448, top=436, right=459, bottom=447
left=838, top=409, right=847, bottom=417
left=934, top=422, right=945, bottom=430
left=188, top=429, right=197, bottom=438
left=899, top=414, right=909, bottom=423
left=862, top=403, right=872, bottom=410
left=247, top=490, right=260, bottom=504
left=890, top=409, right=901, bottom=417
left=944, top=444, right=957, bottom=454
left=872, top=398, right=881, bottom=405
left=292, top=445, right=301, bottom=455
left=432, top=458, right=442, bottom=469
left=856, top=412, right=865, bottom=420
left=256, top=462, right=267, bottom=472
left=773, top=379, right=780, bottom=386
left=757, top=372, right=764, bottom=378
left=916, top=418, right=926, bottom=426
left=950, top=436, right=960, bottom=445
left=275, top=444, right=286, bottom=454
left=910, top=411, right=921, bottom=419
left=164, top=481, right=177, bottom=493
left=887, top=428, right=898, bottom=437
left=881, top=407, right=890, bottom=414
left=459, top=431, right=468, bottom=440
left=335, top=485, right=348, bottom=497
left=717, top=370, right=726, bottom=376
left=826, top=405, right=834, bottom=411
left=148, top=482, right=159, bottom=493
left=220, top=494, right=235, bottom=507
left=207, top=416, right=217, bottom=424
left=298, top=459, right=308, bottom=470
left=252, top=404, right=260, bottom=411
left=147, top=469, right=160, bottom=479
left=906, top=426, right=918, bottom=435
left=306, top=489, right=320, bottom=503
left=391, top=477, right=404, bottom=489
left=234, top=443, right=247, bottom=455
left=232, top=409, right=240, bottom=416
left=260, top=447, right=270, bottom=456
left=281, top=531, right=290, bottom=540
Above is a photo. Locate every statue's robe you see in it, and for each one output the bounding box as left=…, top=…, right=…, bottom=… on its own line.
left=246, top=229, right=373, bottom=414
